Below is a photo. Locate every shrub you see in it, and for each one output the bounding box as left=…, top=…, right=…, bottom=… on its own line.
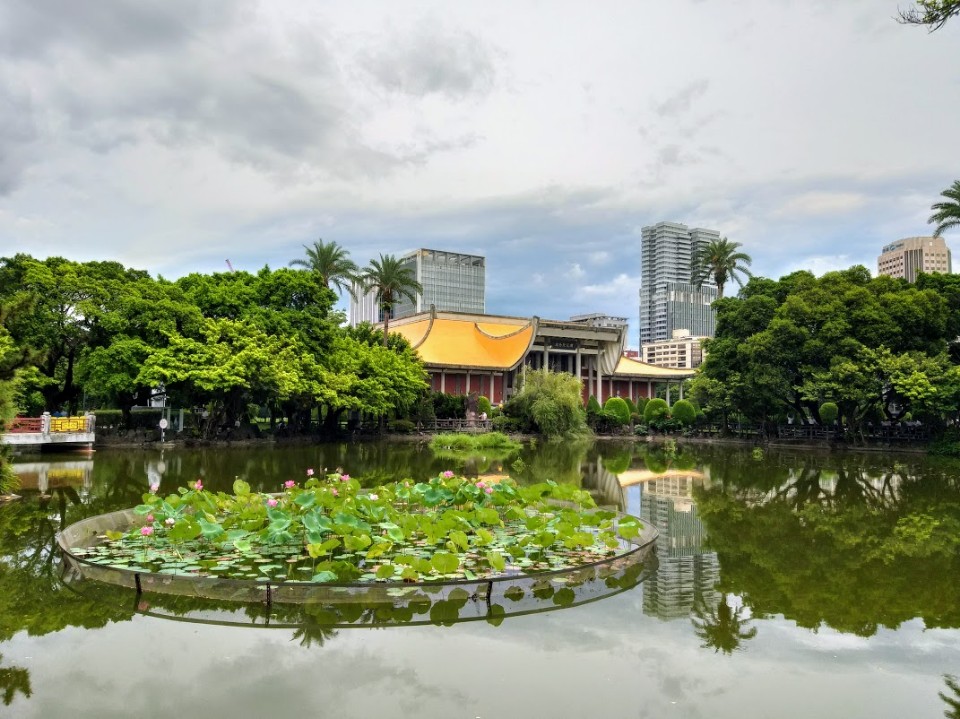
left=635, top=397, right=648, bottom=416
left=492, top=415, right=523, bottom=433
left=671, top=399, right=697, bottom=427
left=643, top=398, right=670, bottom=425
left=504, top=369, right=588, bottom=439
left=478, top=395, right=492, bottom=416
left=589, top=408, right=626, bottom=435
left=603, top=397, right=631, bottom=425
left=387, top=418, right=416, bottom=434
left=586, top=395, right=601, bottom=414
left=624, top=397, right=637, bottom=414
left=820, top=402, right=839, bottom=425
left=432, top=392, right=466, bottom=420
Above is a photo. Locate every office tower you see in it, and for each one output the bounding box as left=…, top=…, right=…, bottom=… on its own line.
left=349, top=248, right=486, bottom=326
left=877, top=236, right=952, bottom=282
left=639, top=222, right=719, bottom=346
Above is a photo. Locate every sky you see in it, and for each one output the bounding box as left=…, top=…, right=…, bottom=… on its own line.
left=1, top=0, right=958, bottom=348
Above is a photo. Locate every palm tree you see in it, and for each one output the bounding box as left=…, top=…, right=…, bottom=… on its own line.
left=357, top=254, right=423, bottom=347
left=691, top=237, right=753, bottom=299
left=929, top=180, right=960, bottom=238
left=690, top=593, right=758, bottom=654
left=289, top=239, right=359, bottom=298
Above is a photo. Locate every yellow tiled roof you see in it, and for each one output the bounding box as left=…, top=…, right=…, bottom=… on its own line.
left=612, top=355, right=696, bottom=379
left=392, top=316, right=535, bottom=370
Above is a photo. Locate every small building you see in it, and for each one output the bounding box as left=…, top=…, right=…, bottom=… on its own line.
left=389, top=308, right=693, bottom=405
left=877, top=236, right=952, bottom=282
left=640, top=329, right=706, bottom=369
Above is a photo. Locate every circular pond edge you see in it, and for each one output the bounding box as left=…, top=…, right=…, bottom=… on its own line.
left=57, top=507, right=658, bottom=605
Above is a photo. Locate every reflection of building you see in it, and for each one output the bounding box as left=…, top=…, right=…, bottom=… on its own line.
left=640, top=329, right=707, bottom=369
left=636, top=476, right=721, bottom=620
left=877, top=236, right=952, bottom=282
left=12, top=460, right=94, bottom=496
left=390, top=309, right=693, bottom=405
left=639, top=221, right=720, bottom=346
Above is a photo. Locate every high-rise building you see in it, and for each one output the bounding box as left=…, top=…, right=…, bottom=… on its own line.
left=349, top=248, right=486, bottom=326
left=639, top=222, right=719, bottom=346
left=877, top=236, right=952, bottom=282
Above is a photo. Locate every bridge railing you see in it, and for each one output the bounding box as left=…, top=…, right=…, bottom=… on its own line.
left=8, top=417, right=43, bottom=433
left=8, top=414, right=96, bottom=434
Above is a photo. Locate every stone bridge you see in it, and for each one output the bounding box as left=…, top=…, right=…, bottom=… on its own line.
left=2, top=413, right=96, bottom=450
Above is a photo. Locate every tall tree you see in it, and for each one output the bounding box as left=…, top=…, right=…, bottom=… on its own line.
left=898, top=1, right=960, bottom=31
left=357, top=254, right=423, bottom=347
left=929, top=180, right=960, bottom=238
left=289, top=239, right=359, bottom=298
left=691, top=238, right=753, bottom=299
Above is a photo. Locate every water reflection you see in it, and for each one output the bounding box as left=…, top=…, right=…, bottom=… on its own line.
left=3, top=442, right=960, bottom=717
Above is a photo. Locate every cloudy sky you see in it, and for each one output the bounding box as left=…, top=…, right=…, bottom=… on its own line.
left=1, top=0, right=958, bottom=347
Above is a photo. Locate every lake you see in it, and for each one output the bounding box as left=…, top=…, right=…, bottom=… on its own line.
left=2, top=439, right=959, bottom=718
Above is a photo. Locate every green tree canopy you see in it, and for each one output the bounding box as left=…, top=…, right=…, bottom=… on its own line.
left=357, top=254, right=423, bottom=347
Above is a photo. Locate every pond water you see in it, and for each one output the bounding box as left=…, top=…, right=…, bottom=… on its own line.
left=2, top=439, right=959, bottom=718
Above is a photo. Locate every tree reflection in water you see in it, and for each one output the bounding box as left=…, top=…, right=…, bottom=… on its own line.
left=690, top=593, right=757, bottom=654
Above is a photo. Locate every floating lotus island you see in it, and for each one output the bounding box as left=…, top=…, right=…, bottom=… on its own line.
left=63, top=470, right=647, bottom=585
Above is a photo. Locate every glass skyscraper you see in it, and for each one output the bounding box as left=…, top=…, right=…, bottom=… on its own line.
left=639, top=222, right=719, bottom=346
left=350, top=248, right=485, bottom=325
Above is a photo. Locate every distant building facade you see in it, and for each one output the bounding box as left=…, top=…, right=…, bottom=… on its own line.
left=877, top=236, right=952, bottom=282
left=639, top=222, right=719, bottom=347
left=392, top=248, right=485, bottom=319
left=349, top=248, right=486, bottom=326
left=640, top=329, right=706, bottom=369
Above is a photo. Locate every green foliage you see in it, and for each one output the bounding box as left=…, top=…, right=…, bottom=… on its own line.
left=899, top=2, right=960, bottom=31
left=603, top=397, right=631, bottom=425
left=477, top=395, right=492, bottom=416
left=289, top=238, right=359, bottom=297
left=505, top=370, right=588, bottom=439
left=697, top=265, right=960, bottom=431
left=432, top=392, right=466, bottom=420
left=691, top=237, right=753, bottom=298
left=357, top=254, right=423, bottom=347
left=634, top=397, right=648, bottom=415
left=430, top=432, right=522, bottom=454
left=670, top=399, right=697, bottom=427
left=387, top=419, right=416, bottom=434
left=586, top=395, right=601, bottom=414
left=89, top=470, right=642, bottom=584
left=820, top=401, right=839, bottom=425
left=643, top=398, right=670, bottom=425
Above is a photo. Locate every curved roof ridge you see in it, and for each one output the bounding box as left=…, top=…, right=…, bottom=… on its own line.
left=407, top=307, right=436, bottom=351
left=508, top=317, right=539, bottom=370
left=474, top=321, right=533, bottom=340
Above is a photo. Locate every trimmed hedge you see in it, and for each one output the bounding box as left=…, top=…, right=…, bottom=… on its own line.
left=671, top=399, right=697, bottom=427
left=603, top=397, right=631, bottom=425
left=643, top=398, right=670, bottom=425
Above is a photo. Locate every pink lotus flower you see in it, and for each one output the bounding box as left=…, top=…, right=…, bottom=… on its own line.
left=331, top=488, right=339, bottom=497
left=476, top=481, right=485, bottom=489
left=442, top=470, right=454, bottom=479
left=306, top=468, right=314, bottom=476
left=146, top=514, right=155, bottom=523
left=267, top=498, right=278, bottom=507
left=194, top=479, right=203, bottom=491
left=340, top=474, right=350, bottom=482
left=140, top=526, right=154, bottom=536
left=165, top=518, right=175, bottom=526
left=485, top=487, right=493, bottom=495
left=149, top=483, right=160, bottom=493
left=284, top=480, right=296, bottom=489
left=368, top=493, right=379, bottom=501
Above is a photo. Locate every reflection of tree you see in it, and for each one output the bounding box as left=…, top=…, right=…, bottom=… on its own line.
left=0, top=653, right=31, bottom=706
left=942, top=675, right=960, bottom=719
left=694, top=452, right=960, bottom=636
left=690, top=594, right=757, bottom=654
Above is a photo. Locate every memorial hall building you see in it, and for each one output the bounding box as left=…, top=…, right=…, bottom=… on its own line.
left=389, top=308, right=693, bottom=406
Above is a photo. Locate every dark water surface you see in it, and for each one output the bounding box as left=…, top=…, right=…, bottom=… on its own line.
left=2, top=440, right=959, bottom=718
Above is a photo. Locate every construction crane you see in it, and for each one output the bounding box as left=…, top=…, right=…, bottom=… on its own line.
left=225, top=259, right=235, bottom=272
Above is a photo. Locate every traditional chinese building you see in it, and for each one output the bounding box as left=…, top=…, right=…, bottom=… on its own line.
left=389, top=308, right=694, bottom=405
